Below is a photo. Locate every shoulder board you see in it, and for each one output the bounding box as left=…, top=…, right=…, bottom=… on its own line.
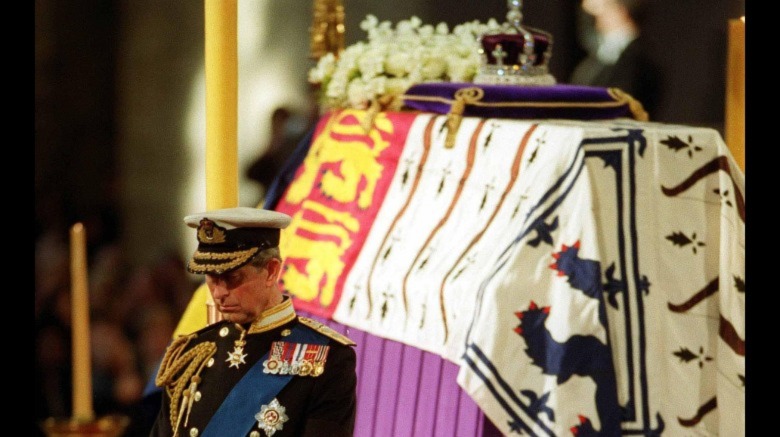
left=298, top=317, right=356, bottom=346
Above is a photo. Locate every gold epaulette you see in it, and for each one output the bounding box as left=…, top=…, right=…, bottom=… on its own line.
left=155, top=332, right=197, bottom=386
left=155, top=330, right=217, bottom=433
left=298, top=316, right=356, bottom=346
left=154, top=320, right=228, bottom=384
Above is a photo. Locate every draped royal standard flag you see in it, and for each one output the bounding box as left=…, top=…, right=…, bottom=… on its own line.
left=271, top=107, right=744, bottom=435
left=274, top=109, right=416, bottom=318
left=331, top=115, right=586, bottom=361
left=457, top=119, right=745, bottom=436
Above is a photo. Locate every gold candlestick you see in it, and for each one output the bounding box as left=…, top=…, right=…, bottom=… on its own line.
left=40, top=223, right=129, bottom=437
left=310, top=0, right=345, bottom=60
left=40, top=415, right=129, bottom=437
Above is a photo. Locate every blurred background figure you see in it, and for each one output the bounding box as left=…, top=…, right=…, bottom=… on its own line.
left=246, top=102, right=318, bottom=206
left=570, top=0, right=661, bottom=119
left=246, top=106, right=295, bottom=204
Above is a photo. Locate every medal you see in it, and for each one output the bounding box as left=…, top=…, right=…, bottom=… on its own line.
left=255, top=398, right=288, bottom=436
left=263, top=341, right=284, bottom=374
left=312, top=362, right=325, bottom=377
left=226, top=345, right=247, bottom=369
left=226, top=324, right=248, bottom=369
left=298, top=360, right=313, bottom=376
left=307, top=344, right=330, bottom=377
left=262, top=357, right=280, bottom=374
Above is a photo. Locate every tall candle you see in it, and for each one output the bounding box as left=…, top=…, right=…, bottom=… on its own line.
left=70, top=223, right=94, bottom=422
left=725, top=17, right=745, bottom=171
left=204, top=0, right=238, bottom=324
left=205, top=0, right=239, bottom=210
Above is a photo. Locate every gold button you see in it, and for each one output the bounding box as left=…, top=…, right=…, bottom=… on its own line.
left=207, top=358, right=215, bottom=367
left=219, top=327, right=229, bottom=337
left=281, top=329, right=292, bottom=337
left=194, top=391, right=201, bottom=402
left=250, top=431, right=260, bottom=437
left=189, top=428, right=199, bottom=437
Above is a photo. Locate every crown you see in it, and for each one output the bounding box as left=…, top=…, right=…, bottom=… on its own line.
left=473, top=0, right=556, bottom=86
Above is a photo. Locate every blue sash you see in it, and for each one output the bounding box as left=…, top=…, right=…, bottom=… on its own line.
left=201, top=324, right=328, bottom=437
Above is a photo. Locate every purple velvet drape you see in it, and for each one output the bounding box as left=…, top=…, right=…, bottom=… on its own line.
left=402, top=83, right=641, bottom=121
left=298, top=309, right=503, bottom=437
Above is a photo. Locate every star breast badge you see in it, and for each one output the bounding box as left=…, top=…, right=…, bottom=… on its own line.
left=226, top=345, right=248, bottom=369
left=255, top=398, right=288, bottom=436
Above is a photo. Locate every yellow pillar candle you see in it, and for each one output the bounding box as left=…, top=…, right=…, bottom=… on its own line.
left=725, top=17, right=745, bottom=171
left=203, top=0, right=238, bottom=324
left=205, top=0, right=239, bottom=209
left=70, top=223, right=94, bottom=422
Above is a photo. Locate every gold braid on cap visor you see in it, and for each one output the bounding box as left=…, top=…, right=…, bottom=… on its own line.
left=188, top=247, right=259, bottom=274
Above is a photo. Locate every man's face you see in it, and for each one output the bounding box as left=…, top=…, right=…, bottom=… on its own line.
left=205, top=263, right=274, bottom=324
left=582, top=0, right=612, bottom=17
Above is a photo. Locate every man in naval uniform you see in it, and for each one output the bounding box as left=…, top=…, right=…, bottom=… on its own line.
left=150, top=207, right=357, bottom=437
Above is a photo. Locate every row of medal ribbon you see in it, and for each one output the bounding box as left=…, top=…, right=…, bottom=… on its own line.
left=262, top=341, right=330, bottom=377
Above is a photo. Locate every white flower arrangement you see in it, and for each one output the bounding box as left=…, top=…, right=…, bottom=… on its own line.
left=308, top=15, right=502, bottom=112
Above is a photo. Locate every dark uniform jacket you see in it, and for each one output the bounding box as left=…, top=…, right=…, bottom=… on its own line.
left=150, top=298, right=356, bottom=437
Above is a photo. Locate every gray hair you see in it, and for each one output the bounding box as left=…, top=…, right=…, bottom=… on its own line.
left=248, top=246, right=282, bottom=270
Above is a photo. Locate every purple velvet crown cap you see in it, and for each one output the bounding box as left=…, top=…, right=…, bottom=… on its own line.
left=474, top=0, right=556, bottom=85
left=481, top=28, right=551, bottom=68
